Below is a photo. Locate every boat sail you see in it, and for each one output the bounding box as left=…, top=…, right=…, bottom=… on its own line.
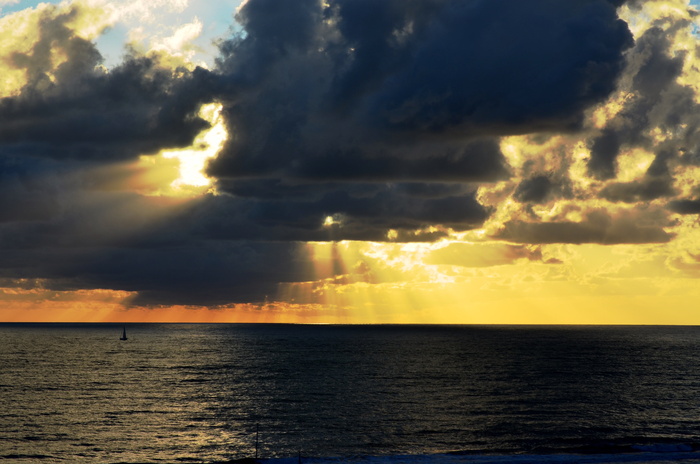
left=120, top=326, right=128, bottom=341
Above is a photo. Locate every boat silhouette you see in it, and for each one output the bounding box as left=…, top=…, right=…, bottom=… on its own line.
left=120, top=326, right=128, bottom=341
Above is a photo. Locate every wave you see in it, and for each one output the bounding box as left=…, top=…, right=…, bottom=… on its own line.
left=252, top=452, right=700, bottom=464
left=243, top=442, right=700, bottom=464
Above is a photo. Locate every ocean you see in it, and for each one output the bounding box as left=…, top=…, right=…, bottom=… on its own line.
left=2, top=324, right=700, bottom=464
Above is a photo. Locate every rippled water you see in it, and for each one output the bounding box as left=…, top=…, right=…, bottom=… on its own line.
left=2, top=324, right=700, bottom=463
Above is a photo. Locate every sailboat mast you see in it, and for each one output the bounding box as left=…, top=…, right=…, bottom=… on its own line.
left=255, top=424, right=259, bottom=459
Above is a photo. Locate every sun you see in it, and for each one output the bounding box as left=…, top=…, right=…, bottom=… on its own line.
left=163, top=103, right=227, bottom=191
left=133, top=102, right=228, bottom=197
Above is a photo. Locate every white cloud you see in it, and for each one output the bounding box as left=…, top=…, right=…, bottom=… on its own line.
left=86, top=0, right=189, bottom=24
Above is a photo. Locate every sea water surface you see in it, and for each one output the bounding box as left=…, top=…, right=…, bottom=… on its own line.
left=2, top=324, right=700, bottom=463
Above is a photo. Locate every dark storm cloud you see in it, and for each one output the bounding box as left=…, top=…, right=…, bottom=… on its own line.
left=668, top=199, right=700, bottom=215
left=208, top=0, right=632, bottom=183
left=588, top=130, right=622, bottom=181
left=496, top=209, right=673, bottom=245
left=599, top=177, right=675, bottom=203
left=513, top=172, right=576, bottom=205
left=180, top=185, right=486, bottom=241
left=0, top=155, right=60, bottom=222
left=1, top=0, right=632, bottom=227
left=0, top=0, right=640, bottom=306
left=587, top=23, right=694, bottom=179
left=84, top=241, right=316, bottom=306
left=0, top=5, right=210, bottom=161
left=514, top=176, right=554, bottom=204
left=0, top=145, right=488, bottom=304
left=0, top=238, right=313, bottom=305
left=369, top=1, right=633, bottom=134
left=198, top=0, right=635, bottom=252
left=291, top=139, right=510, bottom=182
left=599, top=148, right=677, bottom=203
left=209, top=179, right=481, bottom=241
left=0, top=179, right=308, bottom=305
left=0, top=180, right=470, bottom=304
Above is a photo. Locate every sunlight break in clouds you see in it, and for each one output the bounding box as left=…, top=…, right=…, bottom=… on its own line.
left=166, top=102, right=226, bottom=191
left=138, top=102, right=227, bottom=197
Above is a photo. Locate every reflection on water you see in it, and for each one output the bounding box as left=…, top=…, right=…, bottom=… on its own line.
left=2, top=324, right=247, bottom=462
left=2, top=324, right=700, bottom=462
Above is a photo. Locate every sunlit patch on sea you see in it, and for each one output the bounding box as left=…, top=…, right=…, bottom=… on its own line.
left=2, top=324, right=700, bottom=464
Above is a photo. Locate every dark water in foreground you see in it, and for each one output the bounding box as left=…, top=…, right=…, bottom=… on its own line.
left=2, top=324, right=700, bottom=463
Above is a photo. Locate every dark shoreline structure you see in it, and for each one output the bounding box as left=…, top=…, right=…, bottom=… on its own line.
left=212, top=440, right=700, bottom=463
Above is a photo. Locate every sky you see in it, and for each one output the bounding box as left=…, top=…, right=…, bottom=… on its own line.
left=2, top=0, right=700, bottom=324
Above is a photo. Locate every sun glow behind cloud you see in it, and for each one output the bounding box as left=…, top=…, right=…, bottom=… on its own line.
left=134, top=102, right=227, bottom=197
left=161, top=103, right=226, bottom=193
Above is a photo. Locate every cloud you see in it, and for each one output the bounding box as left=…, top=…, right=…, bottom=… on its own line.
left=0, top=167, right=311, bottom=305
left=668, top=198, right=700, bottom=215
left=208, top=0, right=632, bottom=182
left=164, top=185, right=488, bottom=242
left=586, top=22, right=695, bottom=179
left=426, top=243, right=546, bottom=268
left=195, top=0, right=636, bottom=248
left=0, top=173, right=481, bottom=304
left=0, top=3, right=211, bottom=161
left=6, top=0, right=698, bottom=309
left=0, top=237, right=312, bottom=306
left=369, top=1, right=633, bottom=134
left=495, top=209, right=673, bottom=245
left=599, top=176, right=676, bottom=203
left=513, top=175, right=575, bottom=204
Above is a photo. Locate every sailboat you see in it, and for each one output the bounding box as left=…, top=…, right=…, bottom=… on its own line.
left=120, top=326, right=128, bottom=341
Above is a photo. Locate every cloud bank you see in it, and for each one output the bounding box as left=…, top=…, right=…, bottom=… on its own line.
left=3, top=0, right=700, bottom=309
